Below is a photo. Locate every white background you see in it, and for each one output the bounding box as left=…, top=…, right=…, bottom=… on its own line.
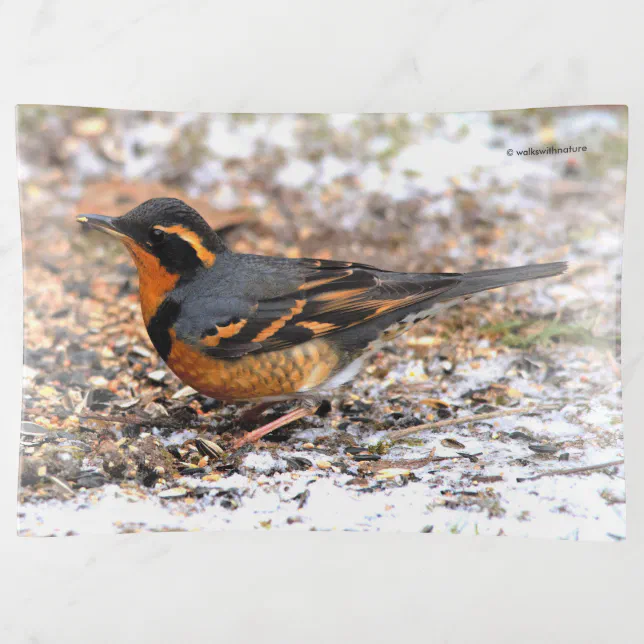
left=1, top=1, right=642, bottom=642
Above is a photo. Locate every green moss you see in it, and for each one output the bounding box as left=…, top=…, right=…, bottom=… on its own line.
left=398, top=438, right=425, bottom=447
left=370, top=440, right=392, bottom=455
left=482, top=318, right=619, bottom=349
left=487, top=500, right=507, bottom=519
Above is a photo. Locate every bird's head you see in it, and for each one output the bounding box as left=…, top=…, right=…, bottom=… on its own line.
left=77, top=197, right=226, bottom=278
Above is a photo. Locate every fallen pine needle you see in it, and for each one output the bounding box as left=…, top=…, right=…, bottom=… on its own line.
left=48, top=475, right=76, bottom=496
left=516, top=459, right=624, bottom=482
left=371, top=448, right=438, bottom=472
left=386, top=404, right=561, bottom=443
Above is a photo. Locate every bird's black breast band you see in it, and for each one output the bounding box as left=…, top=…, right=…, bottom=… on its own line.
left=146, top=299, right=182, bottom=361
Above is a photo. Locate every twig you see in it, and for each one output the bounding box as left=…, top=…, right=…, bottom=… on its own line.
left=516, top=459, right=624, bottom=482
left=79, top=413, right=187, bottom=430
left=386, top=404, right=562, bottom=443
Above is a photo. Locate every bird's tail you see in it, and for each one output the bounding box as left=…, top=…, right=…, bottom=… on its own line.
left=436, top=261, right=567, bottom=301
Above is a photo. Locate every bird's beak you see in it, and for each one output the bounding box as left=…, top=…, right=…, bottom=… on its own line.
left=76, top=214, right=127, bottom=239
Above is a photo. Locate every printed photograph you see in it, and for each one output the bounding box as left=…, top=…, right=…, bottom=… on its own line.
left=16, top=106, right=626, bottom=539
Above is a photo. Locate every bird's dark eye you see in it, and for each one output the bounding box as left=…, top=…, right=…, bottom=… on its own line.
left=148, top=228, right=166, bottom=245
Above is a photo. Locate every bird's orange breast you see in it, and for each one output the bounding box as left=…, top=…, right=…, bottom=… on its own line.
left=166, top=332, right=339, bottom=401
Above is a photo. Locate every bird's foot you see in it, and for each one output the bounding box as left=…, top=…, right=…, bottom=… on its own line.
left=231, top=401, right=318, bottom=450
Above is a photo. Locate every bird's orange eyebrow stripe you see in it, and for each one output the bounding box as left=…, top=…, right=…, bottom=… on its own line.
left=155, top=225, right=216, bottom=267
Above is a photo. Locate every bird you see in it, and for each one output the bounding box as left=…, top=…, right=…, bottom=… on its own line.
left=78, top=197, right=567, bottom=449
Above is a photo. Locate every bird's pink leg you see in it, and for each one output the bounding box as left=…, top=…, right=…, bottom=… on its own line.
left=232, top=405, right=314, bottom=449
left=238, top=401, right=275, bottom=425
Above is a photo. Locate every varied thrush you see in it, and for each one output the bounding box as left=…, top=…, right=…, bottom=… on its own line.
left=78, top=198, right=566, bottom=448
